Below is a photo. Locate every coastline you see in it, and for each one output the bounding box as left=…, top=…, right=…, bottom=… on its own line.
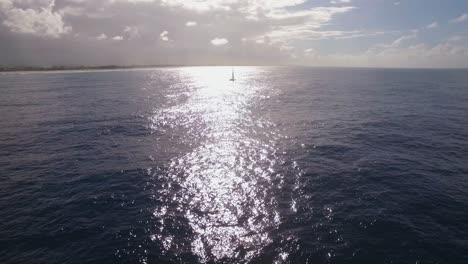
left=0, top=65, right=186, bottom=73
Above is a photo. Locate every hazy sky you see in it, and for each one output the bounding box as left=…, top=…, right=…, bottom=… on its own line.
left=0, top=0, right=467, bottom=67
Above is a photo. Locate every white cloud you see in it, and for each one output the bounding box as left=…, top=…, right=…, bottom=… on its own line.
left=300, top=41, right=468, bottom=68
left=350, top=34, right=418, bottom=62
left=262, top=29, right=365, bottom=42
left=123, top=26, right=140, bottom=39
left=97, top=33, right=107, bottom=40
left=0, top=0, right=71, bottom=37
left=426, top=21, right=438, bottom=29
left=254, top=6, right=356, bottom=43
left=448, top=35, right=463, bottom=42
left=211, top=38, right=228, bottom=46
left=160, top=30, right=169, bottom=41
left=331, top=0, right=351, bottom=4
left=394, top=1, right=400, bottom=5
left=185, top=21, right=197, bottom=27
left=159, top=0, right=308, bottom=14
left=124, top=0, right=155, bottom=2
left=304, top=48, right=315, bottom=55
left=159, top=0, right=234, bottom=12
left=255, top=36, right=272, bottom=44
left=1, top=0, right=465, bottom=68
left=392, top=34, right=416, bottom=47
left=158, top=0, right=352, bottom=21
left=450, top=13, right=468, bottom=24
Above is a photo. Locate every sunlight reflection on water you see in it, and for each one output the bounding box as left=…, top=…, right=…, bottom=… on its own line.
left=150, top=67, right=298, bottom=263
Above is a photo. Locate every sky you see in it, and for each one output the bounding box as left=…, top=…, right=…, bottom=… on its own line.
left=0, top=0, right=467, bottom=68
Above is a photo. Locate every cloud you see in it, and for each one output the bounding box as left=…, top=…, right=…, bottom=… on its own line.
left=97, top=33, right=107, bottom=40
left=0, top=0, right=71, bottom=37
left=393, top=34, right=417, bottom=47
left=211, top=38, right=228, bottom=46
left=331, top=0, right=351, bottom=4
left=159, top=0, right=233, bottom=12
left=426, top=21, right=438, bottom=29
left=450, top=13, right=468, bottom=24
left=160, top=30, right=169, bottom=41
left=158, top=0, right=353, bottom=21
left=304, top=48, right=315, bottom=55
left=298, top=31, right=468, bottom=68
left=299, top=41, right=468, bottom=68
left=0, top=0, right=355, bottom=64
left=185, top=21, right=197, bottom=27
left=123, top=26, right=140, bottom=39
left=0, top=0, right=466, bottom=68
left=447, top=35, right=463, bottom=42
left=159, top=0, right=310, bottom=15
left=254, top=6, right=356, bottom=44
left=354, top=33, right=418, bottom=61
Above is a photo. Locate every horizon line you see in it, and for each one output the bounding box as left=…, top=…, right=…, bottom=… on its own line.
left=1, top=64, right=468, bottom=72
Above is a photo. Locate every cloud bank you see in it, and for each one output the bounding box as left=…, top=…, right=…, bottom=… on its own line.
left=0, top=0, right=467, bottom=67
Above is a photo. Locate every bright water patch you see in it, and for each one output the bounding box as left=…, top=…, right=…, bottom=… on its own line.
left=147, top=68, right=300, bottom=263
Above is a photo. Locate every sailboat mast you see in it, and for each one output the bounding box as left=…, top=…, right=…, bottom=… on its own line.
left=230, top=67, right=235, bottom=81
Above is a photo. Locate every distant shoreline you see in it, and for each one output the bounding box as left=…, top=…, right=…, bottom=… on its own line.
left=0, top=65, right=187, bottom=72
left=1, top=65, right=467, bottom=73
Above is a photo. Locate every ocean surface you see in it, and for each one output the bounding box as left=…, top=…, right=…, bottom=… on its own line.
left=0, top=67, right=467, bottom=264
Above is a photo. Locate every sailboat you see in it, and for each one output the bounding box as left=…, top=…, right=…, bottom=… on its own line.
left=229, top=68, right=236, bottom=82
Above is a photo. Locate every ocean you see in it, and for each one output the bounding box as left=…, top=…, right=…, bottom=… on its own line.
left=0, top=67, right=467, bottom=263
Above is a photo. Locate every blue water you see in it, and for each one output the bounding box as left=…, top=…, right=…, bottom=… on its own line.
left=0, top=67, right=467, bottom=263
